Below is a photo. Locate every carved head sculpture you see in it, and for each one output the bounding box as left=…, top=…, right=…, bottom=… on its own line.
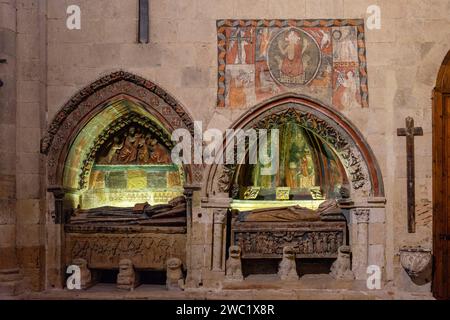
left=229, top=245, right=242, bottom=258
left=338, top=245, right=351, bottom=257
left=73, top=258, right=88, bottom=269
left=282, top=246, right=296, bottom=260
left=167, top=257, right=182, bottom=270
left=339, top=185, right=351, bottom=199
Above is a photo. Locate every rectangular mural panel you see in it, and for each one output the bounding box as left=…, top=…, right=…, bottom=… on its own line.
left=217, top=19, right=368, bottom=110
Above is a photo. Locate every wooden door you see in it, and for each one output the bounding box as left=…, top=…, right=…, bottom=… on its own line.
left=433, top=51, right=450, bottom=300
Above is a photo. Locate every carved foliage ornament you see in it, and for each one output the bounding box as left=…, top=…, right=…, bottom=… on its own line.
left=353, top=208, right=370, bottom=224
left=214, top=209, right=227, bottom=224
left=217, top=107, right=367, bottom=193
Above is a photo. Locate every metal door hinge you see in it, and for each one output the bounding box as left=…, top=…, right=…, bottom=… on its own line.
left=439, top=234, right=450, bottom=240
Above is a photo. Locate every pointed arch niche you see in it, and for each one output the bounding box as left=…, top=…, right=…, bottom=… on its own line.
left=41, top=71, right=201, bottom=214
left=201, top=95, right=386, bottom=283
left=204, top=94, right=384, bottom=201
left=40, top=71, right=202, bottom=288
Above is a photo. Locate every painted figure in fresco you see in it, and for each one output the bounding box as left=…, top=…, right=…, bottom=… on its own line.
left=286, top=142, right=314, bottom=190
left=228, top=28, right=253, bottom=65
left=277, top=30, right=306, bottom=80
left=228, top=70, right=248, bottom=108
left=334, top=70, right=360, bottom=110
left=333, top=27, right=357, bottom=62
left=257, top=64, right=280, bottom=94
left=258, top=28, right=271, bottom=59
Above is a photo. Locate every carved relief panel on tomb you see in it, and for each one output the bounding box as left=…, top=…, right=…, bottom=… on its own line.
left=217, top=19, right=368, bottom=110
left=232, top=222, right=346, bottom=259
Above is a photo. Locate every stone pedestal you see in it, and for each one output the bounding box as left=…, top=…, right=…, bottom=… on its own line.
left=0, top=269, right=27, bottom=296
left=117, top=259, right=139, bottom=291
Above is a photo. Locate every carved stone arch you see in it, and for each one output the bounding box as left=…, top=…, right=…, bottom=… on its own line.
left=204, top=94, right=384, bottom=199
left=40, top=71, right=202, bottom=188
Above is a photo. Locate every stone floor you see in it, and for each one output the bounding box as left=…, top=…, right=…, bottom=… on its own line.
left=2, top=274, right=434, bottom=300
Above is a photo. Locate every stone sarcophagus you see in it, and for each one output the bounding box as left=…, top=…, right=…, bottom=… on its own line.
left=231, top=200, right=347, bottom=259
left=65, top=227, right=186, bottom=271
left=64, top=197, right=187, bottom=271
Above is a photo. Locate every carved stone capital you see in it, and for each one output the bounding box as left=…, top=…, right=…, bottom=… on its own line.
left=214, top=209, right=227, bottom=224
left=353, top=208, right=370, bottom=224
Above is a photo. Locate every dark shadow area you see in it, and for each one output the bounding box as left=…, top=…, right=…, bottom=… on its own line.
left=138, top=270, right=167, bottom=285
left=95, top=269, right=119, bottom=284
left=242, top=258, right=334, bottom=277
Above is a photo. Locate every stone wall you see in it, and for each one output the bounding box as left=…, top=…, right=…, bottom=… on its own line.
left=2, top=0, right=450, bottom=293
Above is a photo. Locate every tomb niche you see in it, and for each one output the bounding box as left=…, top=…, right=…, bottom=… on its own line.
left=227, top=111, right=350, bottom=277
left=62, top=107, right=187, bottom=287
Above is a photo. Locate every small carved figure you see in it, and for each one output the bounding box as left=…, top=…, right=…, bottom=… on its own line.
left=72, top=258, right=93, bottom=289
left=118, top=127, right=139, bottom=163
left=225, top=246, right=244, bottom=281
left=339, top=185, right=351, bottom=199
left=117, top=259, right=139, bottom=290
left=166, top=257, right=184, bottom=291
left=278, top=246, right=299, bottom=281
left=330, top=245, right=355, bottom=280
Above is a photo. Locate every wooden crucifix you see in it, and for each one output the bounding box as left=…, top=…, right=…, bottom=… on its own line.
left=397, top=117, right=423, bottom=233
left=0, top=58, right=6, bottom=87
left=138, top=0, right=149, bottom=43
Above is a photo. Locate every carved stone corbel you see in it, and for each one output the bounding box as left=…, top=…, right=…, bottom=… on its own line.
left=48, top=187, right=68, bottom=224
left=117, top=259, right=139, bottom=290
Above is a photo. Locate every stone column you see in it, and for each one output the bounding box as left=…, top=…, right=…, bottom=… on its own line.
left=352, top=208, right=370, bottom=280
left=183, top=185, right=201, bottom=280
left=0, top=0, right=26, bottom=295
left=212, top=209, right=227, bottom=271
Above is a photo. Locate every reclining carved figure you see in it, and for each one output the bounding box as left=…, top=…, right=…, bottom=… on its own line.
left=70, top=196, right=187, bottom=226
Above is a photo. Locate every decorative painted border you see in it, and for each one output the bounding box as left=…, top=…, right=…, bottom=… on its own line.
left=216, top=19, right=369, bottom=108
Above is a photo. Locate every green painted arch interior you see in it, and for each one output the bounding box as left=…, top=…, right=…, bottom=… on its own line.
left=62, top=99, right=171, bottom=190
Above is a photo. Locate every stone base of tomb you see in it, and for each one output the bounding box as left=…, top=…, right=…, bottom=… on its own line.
left=65, top=225, right=187, bottom=271
left=0, top=269, right=28, bottom=296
